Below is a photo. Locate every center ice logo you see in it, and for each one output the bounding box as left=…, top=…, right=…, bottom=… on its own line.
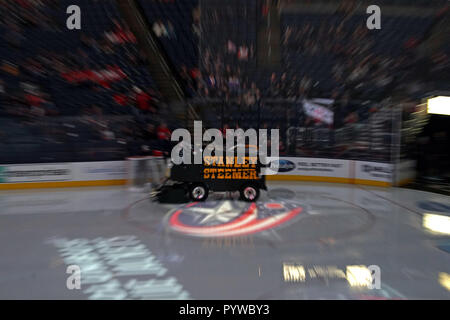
left=167, top=200, right=303, bottom=238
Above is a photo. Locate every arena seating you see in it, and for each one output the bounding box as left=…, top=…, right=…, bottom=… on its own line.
left=0, top=0, right=160, bottom=117
left=280, top=12, right=435, bottom=98
left=0, top=0, right=448, bottom=164
left=136, top=0, right=443, bottom=103
left=138, top=0, right=199, bottom=72
left=0, top=0, right=168, bottom=163
left=292, top=0, right=448, bottom=6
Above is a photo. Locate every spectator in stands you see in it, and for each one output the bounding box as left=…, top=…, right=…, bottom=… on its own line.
left=25, top=91, right=45, bottom=109
left=238, top=46, right=249, bottom=61
left=153, top=20, right=168, bottom=38
left=113, top=89, right=130, bottom=111
left=165, top=21, right=176, bottom=39
left=157, top=122, right=171, bottom=141
left=143, top=123, right=158, bottom=141
left=157, top=122, right=172, bottom=157
left=100, top=125, right=116, bottom=141
left=192, top=5, right=201, bottom=37
left=227, top=40, right=237, bottom=55
left=180, top=66, right=197, bottom=97
left=268, top=73, right=278, bottom=97
left=279, top=73, right=289, bottom=96
left=133, top=86, right=156, bottom=114
left=262, top=1, right=269, bottom=17
left=1, top=61, right=19, bottom=77
left=228, top=75, right=241, bottom=96
left=205, top=74, right=218, bottom=96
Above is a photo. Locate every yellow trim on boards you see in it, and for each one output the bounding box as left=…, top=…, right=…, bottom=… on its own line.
left=0, top=176, right=392, bottom=190
left=396, top=178, right=414, bottom=187
left=0, top=179, right=127, bottom=190
left=353, top=179, right=392, bottom=187
left=266, top=175, right=352, bottom=184
left=267, top=175, right=391, bottom=187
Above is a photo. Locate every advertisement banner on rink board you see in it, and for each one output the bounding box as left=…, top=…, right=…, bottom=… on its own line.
left=0, top=164, right=72, bottom=183
left=0, top=162, right=126, bottom=184
left=269, top=157, right=350, bottom=178
left=354, top=161, right=393, bottom=183
left=72, top=161, right=126, bottom=181
left=0, top=159, right=395, bottom=188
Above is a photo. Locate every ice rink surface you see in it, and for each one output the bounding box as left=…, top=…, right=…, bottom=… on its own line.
left=0, top=181, right=449, bottom=299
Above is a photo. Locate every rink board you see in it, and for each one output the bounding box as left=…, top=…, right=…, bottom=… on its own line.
left=0, top=158, right=414, bottom=189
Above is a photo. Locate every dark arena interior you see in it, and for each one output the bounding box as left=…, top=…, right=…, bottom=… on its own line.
left=0, top=0, right=449, bottom=304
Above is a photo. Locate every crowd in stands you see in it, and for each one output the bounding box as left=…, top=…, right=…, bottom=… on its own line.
left=194, top=0, right=258, bottom=99
left=1, top=0, right=163, bottom=116
left=146, top=0, right=447, bottom=101
left=280, top=0, right=449, bottom=7
left=159, top=1, right=443, bottom=108
left=0, top=0, right=175, bottom=162
left=0, top=0, right=448, bottom=163
left=139, top=0, right=199, bottom=93
left=136, top=0, right=448, bottom=160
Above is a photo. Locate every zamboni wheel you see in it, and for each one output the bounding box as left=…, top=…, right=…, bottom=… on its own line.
left=189, top=183, right=209, bottom=202
left=240, top=184, right=260, bottom=202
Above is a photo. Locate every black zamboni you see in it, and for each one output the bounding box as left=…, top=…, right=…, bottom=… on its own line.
left=154, top=145, right=267, bottom=203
